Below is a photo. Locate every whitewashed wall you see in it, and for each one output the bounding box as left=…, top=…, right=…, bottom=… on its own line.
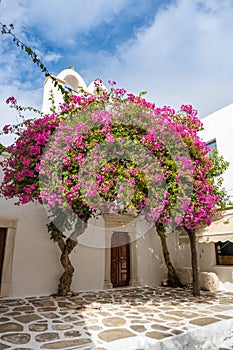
left=199, top=103, right=233, bottom=197
left=199, top=105, right=233, bottom=290
left=198, top=242, right=233, bottom=291
left=136, top=219, right=167, bottom=286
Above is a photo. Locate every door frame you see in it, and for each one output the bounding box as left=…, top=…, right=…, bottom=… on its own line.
left=0, top=219, right=17, bottom=297
left=103, top=213, right=140, bottom=289
left=111, top=231, right=130, bottom=288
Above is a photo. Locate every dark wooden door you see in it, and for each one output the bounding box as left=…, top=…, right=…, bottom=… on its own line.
left=111, top=232, right=130, bottom=288
left=0, top=228, right=7, bottom=283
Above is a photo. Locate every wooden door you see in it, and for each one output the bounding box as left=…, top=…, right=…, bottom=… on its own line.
left=0, top=228, right=7, bottom=283
left=111, top=232, right=130, bottom=288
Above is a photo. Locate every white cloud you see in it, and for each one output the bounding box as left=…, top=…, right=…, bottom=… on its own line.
left=23, top=0, right=130, bottom=43
left=0, top=0, right=130, bottom=46
left=40, top=52, right=62, bottom=64
left=0, top=83, right=43, bottom=146
left=84, top=0, right=233, bottom=117
left=0, top=82, right=42, bottom=145
left=0, top=0, right=26, bottom=24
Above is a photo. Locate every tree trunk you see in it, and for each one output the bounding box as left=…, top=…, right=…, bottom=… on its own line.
left=156, top=223, right=182, bottom=288
left=58, top=237, right=77, bottom=296
left=52, top=219, right=87, bottom=296
left=184, top=227, right=200, bottom=297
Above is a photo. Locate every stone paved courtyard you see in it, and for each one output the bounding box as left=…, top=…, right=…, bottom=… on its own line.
left=0, top=286, right=233, bottom=350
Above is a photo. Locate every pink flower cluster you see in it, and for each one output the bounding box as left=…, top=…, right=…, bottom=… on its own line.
left=0, top=114, right=59, bottom=202
left=0, top=84, right=225, bottom=230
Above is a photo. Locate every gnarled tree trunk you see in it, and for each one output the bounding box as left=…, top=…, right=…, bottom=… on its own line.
left=52, top=219, right=87, bottom=296
left=156, top=223, right=182, bottom=288
left=184, top=227, right=200, bottom=297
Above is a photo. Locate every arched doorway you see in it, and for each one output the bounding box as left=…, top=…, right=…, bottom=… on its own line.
left=111, top=232, right=130, bottom=288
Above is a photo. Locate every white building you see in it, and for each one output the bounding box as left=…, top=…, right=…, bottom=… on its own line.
left=0, top=68, right=232, bottom=297
left=195, top=105, right=233, bottom=290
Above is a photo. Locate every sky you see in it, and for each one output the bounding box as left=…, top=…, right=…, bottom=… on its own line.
left=1, top=0, right=233, bottom=145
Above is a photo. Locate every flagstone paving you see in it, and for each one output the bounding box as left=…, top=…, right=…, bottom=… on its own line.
left=0, top=286, right=232, bottom=349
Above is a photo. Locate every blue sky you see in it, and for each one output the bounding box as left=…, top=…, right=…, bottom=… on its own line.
left=1, top=0, right=233, bottom=145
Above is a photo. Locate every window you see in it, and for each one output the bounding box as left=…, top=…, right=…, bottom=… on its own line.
left=206, top=139, right=217, bottom=153
left=215, top=241, right=233, bottom=265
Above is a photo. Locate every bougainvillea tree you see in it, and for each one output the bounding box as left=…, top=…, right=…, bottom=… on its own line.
left=1, top=81, right=196, bottom=294
left=1, top=76, right=229, bottom=297
left=167, top=107, right=229, bottom=296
